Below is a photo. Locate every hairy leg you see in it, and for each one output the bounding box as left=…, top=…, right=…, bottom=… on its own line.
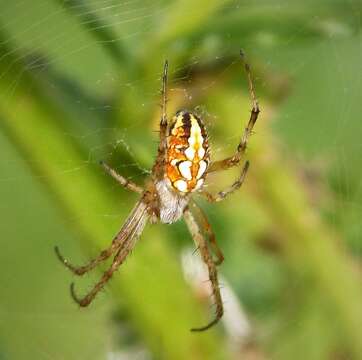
left=55, top=201, right=148, bottom=276
left=208, top=51, right=259, bottom=173
left=70, top=203, right=149, bottom=306
left=100, top=161, right=143, bottom=193
left=202, top=161, right=249, bottom=203
left=152, top=60, right=169, bottom=177
left=190, top=200, right=224, bottom=265
left=184, top=207, right=224, bottom=332
left=55, top=241, right=121, bottom=276
left=70, top=239, right=133, bottom=306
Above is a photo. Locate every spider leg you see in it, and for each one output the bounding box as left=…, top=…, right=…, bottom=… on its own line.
left=183, top=207, right=224, bottom=332
left=55, top=242, right=120, bottom=276
left=55, top=200, right=148, bottom=276
left=152, top=60, right=169, bottom=178
left=161, top=59, right=169, bottom=133
left=100, top=161, right=143, bottom=193
left=70, top=243, right=131, bottom=307
left=208, top=51, right=259, bottom=173
left=70, top=202, right=149, bottom=306
left=202, top=161, right=249, bottom=203
left=189, top=200, right=224, bottom=266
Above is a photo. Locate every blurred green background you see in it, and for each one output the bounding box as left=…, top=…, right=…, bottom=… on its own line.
left=0, top=0, right=362, bottom=359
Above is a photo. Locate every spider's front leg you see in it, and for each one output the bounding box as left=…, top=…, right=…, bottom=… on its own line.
left=207, top=50, right=260, bottom=173
left=183, top=207, right=224, bottom=332
left=190, top=200, right=224, bottom=265
left=55, top=242, right=121, bottom=276
left=55, top=163, right=144, bottom=275
left=54, top=206, right=140, bottom=276
left=70, top=200, right=149, bottom=306
left=70, top=239, right=134, bottom=307
left=55, top=213, right=136, bottom=276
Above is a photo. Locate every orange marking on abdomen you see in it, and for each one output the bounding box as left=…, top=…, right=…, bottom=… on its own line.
left=166, top=111, right=209, bottom=193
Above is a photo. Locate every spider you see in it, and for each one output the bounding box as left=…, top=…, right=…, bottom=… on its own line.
left=55, top=51, right=260, bottom=332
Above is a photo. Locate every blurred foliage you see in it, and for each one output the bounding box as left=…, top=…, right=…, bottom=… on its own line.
left=0, top=0, right=362, bottom=359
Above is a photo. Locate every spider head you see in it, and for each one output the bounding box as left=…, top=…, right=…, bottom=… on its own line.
left=165, top=110, right=210, bottom=194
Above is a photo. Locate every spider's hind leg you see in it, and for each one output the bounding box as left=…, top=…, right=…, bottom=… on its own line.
left=152, top=60, right=169, bottom=178
left=201, top=161, right=249, bottom=203
left=207, top=51, right=260, bottom=173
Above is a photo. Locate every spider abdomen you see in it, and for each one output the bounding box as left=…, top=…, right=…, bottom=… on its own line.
left=166, top=111, right=209, bottom=194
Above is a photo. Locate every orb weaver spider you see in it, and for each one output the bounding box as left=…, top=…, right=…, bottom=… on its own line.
left=55, top=51, right=260, bottom=332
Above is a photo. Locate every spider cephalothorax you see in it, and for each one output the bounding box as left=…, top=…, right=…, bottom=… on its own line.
left=55, top=51, right=260, bottom=332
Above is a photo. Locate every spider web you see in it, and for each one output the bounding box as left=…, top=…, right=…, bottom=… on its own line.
left=0, top=0, right=361, bottom=359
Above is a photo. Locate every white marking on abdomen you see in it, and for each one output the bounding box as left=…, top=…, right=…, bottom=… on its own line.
left=197, top=160, right=207, bottom=179
left=185, top=147, right=195, bottom=160
left=198, top=147, right=205, bottom=158
left=178, top=160, right=192, bottom=180
left=195, top=178, right=204, bottom=190
left=174, top=179, right=188, bottom=192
